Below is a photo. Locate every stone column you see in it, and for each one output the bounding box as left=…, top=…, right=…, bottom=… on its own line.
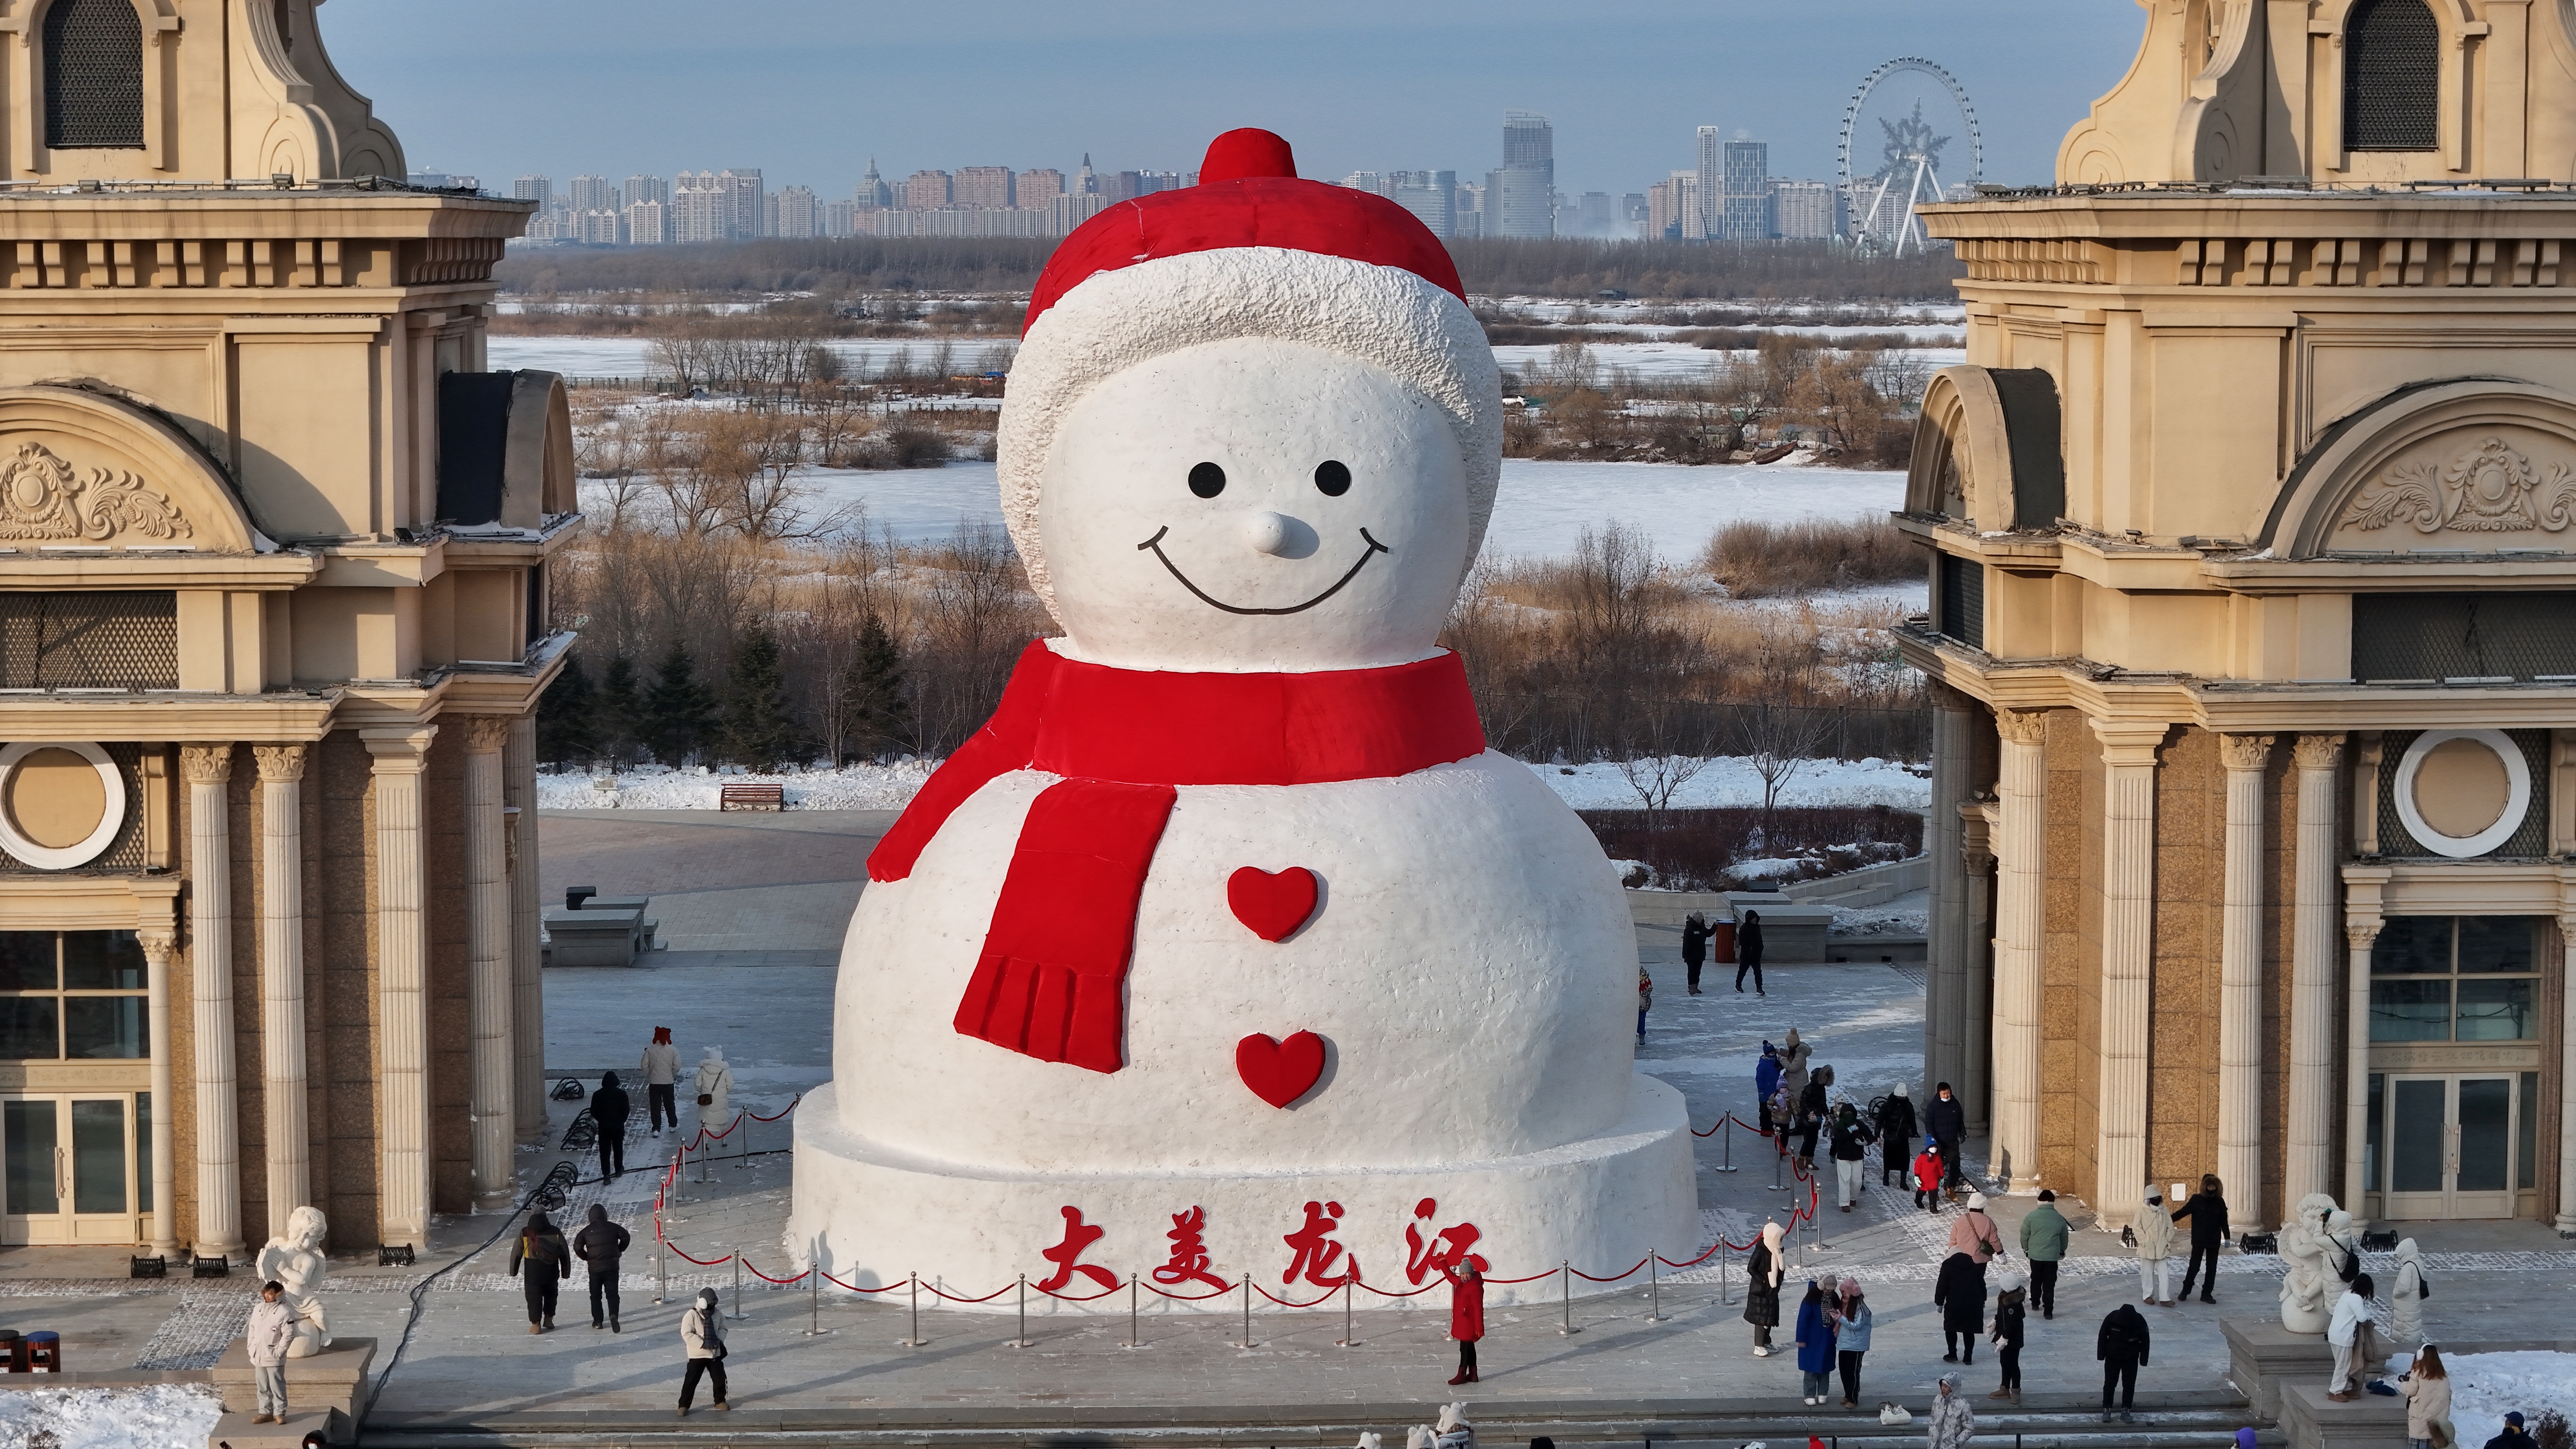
left=1926, top=690, right=1973, bottom=1105
left=180, top=744, right=242, bottom=1257
left=253, top=744, right=310, bottom=1228
left=463, top=717, right=516, bottom=1209
left=1989, top=707, right=2048, bottom=1190
left=2093, top=721, right=2166, bottom=1228
left=140, top=928, right=178, bottom=1258
left=366, top=728, right=437, bottom=1246
left=1961, top=807, right=1995, bottom=1134
left=2344, top=919, right=2383, bottom=1217
left=2558, top=914, right=2576, bottom=1238
left=2218, top=733, right=2274, bottom=1230
left=2287, top=734, right=2346, bottom=1212
left=505, top=714, right=544, bottom=1139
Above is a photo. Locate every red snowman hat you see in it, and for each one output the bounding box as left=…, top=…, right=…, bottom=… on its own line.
left=1000, top=128, right=1501, bottom=614
left=1024, top=129, right=1465, bottom=336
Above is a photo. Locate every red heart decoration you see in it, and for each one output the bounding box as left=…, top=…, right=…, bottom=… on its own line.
left=1236, top=1031, right=1327, bottom=1109
left=1228, top=866, right=1320, bottom=942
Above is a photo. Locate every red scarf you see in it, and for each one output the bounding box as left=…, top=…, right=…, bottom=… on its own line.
left=869, top=639, right=1486, bottom=1073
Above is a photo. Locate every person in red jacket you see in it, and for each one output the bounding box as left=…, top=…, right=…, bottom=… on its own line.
left=1913, top=1146, right=1947, bottom=1212
left=1444, top=1258, right=1486, bottom=1385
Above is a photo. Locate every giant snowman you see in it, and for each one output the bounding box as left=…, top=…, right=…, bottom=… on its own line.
left=790, top=129, right=1696, bottom=1306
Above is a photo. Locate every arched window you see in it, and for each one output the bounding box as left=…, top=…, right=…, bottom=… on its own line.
left=2343, top=0, right=2440, bottom=151
left=42, top=0, right=144, bottom=151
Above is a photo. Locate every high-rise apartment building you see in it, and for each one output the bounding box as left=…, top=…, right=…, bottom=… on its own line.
left=511, top=175, right=552, bottom=208
left=1388, top=170, right=1457, bottom=238
left=720, top=168, right=764, bottom=239
left=856, top=160, right=893, bottom=209
left=573, top=209, right=620, bottom=245
left=1074, top=154, right=1099, bottom=196
left=1695, top=127, right=1723, bottom=242
left=1650, top=170, right=1703, bottom=240
left=1016, top=169, right=1064, bottom=208
left=905, top=170, right=953, bottom=209
left=672, top=171, right=727, bottom=244
left=774, top=184, right=818, bottom=239
left=954, top=167, right=1014, bottom=210
left=626, top=199, right=667, bottom=245
left=823, top=199, right=858, bottom=237
left=1495, top=111, right=1554, bottom=238
left=566, top=175, right=615, bottom=213
left=624, top=173, right=668, bottom=208
left=1768, top=179, right=1840, bottom=241
left=1576, top=191, right=1613, bottom=236
left=1722, top=139, right=1771, bottom=240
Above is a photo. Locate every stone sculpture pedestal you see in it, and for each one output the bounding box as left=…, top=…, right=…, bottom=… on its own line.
left=211, top=1335, right=375, bottom=1446
left=2221, top=1318, right=2336, bottom=1422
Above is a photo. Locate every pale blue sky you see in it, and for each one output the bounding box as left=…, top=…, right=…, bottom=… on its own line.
left=322, top=1, right=2145, bottom=199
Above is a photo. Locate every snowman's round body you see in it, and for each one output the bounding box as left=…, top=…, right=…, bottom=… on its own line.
left=789, top=150, right=1696, bottom=1306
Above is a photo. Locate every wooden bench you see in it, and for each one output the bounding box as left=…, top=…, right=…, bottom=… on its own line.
left=720, top=782, right=785, bottom=811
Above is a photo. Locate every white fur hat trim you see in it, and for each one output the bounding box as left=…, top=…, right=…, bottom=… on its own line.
left=998, top=246, right=1502, bottom=616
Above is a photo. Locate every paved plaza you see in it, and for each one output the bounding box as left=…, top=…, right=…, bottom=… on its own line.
left=7, top=809, right=2573, bottom=1439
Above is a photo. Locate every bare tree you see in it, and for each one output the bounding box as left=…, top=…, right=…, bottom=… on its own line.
left=1730, top=623, right=1835, bottom=842
left=1615, top=699, right=1717, bottom=829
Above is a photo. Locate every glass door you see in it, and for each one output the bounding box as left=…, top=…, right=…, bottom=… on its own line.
left=0, top=1096, right=134, bottom=1245
left=2382, top=1075, right=2520, bottom=1219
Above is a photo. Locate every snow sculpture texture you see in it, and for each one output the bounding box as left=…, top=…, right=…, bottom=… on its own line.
left=789, top=128, right=1697, bottom=1305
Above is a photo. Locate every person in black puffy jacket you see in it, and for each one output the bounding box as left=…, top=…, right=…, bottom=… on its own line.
left=590, top=1072, right=631, bottom=1181
left=1925, top=1082, right=1969, bottom=1194
left=574, top=1203, right=632, bottom=1332
left=1876, top=1086, right=1918, bottom=1187
left=2171, top=1174, right=2231, bottom=1304
left=2097, top=1302, right=2152, bottom=1422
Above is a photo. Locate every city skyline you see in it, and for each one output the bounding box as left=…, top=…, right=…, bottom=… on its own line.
left=328, top=1, right=2138, bottom=202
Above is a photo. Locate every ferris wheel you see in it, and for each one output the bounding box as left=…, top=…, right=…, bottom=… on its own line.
left=1836, top=57, right=1984, bottom=256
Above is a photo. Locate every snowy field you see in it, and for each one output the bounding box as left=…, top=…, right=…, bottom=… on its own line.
left=1491, top=340, right=1965, bottom=381
left=578, top=456, right=1907, bottom=565
left=537, top=753, right=1930, bottom=814
left=2424, top=1351, right=2576, bottom=1446
left=0, top=1384, right=221, bottom=1449
left=489, top=335, right=1013, bottom=380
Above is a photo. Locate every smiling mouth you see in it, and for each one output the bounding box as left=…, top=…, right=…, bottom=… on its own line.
left=1136, top=527, right=1391, bottom=616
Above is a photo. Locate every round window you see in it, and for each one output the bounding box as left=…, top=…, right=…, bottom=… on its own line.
left=0, top=741, right=125, bottom=869
left=2392, top=728, right=2529, bottom=859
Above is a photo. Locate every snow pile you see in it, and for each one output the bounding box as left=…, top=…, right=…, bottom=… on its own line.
left=0, top=1384, right=223, bottom=1449
left=538, top=759, right=937, bottom=811
left=1533, top=757, right=1932, bottom=812
left=2432, top=1350, right=2576, bottom=1447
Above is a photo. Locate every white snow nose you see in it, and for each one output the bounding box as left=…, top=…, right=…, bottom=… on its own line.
left=1243, top=510, right=1295, bottom=555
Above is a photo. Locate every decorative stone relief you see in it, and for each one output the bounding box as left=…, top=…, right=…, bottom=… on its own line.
left=2340, top=436, right=2576, bottom=536
left=0, top=441, right=192, bottom=543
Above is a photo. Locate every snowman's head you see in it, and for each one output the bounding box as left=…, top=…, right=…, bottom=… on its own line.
left=1000, top=133, right=1500, bottom=673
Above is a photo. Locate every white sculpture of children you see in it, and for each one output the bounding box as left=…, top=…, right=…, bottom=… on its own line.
left=254, top=1205, right=332, bottom=1357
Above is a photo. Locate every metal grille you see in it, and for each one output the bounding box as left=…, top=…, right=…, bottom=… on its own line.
left=2352, top=593, right=2576, bottom=683
left=43, top=0, right=143, bottom=151
left=0, top=742, right=145, bottom=875
left=2376, top=729, right=2552, bottom=859
left=2343, top=0, right=2440, bottom=151
left=0, top=593, right=177, bottom=690
left=1936, top=554, right=1984, bottom=651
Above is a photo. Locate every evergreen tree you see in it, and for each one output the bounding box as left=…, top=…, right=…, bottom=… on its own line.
left=595, top=653, right=643, bottom=764
left=535, top=652, right=598, bottom=764
left=639, top=643, right=718, bottom=765
left=838, top=612, right=911, bottom=762
left=721, top=623, right=807, bottom=771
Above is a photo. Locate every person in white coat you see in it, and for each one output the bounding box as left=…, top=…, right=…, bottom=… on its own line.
left=2130, top=1187, right=2177, bottom=1307
left=693, top=1046, right=734, bottom=1132
left=245, top=1281, right=296, bottom=1425
left=677, top=1286, right=729, bottom=1416
left=2327, top=1272, right=2377, bottom=1401
left=639, top=1027, right=682, bottom=1136
left=2390, top=1238, right=2427, bottom=1347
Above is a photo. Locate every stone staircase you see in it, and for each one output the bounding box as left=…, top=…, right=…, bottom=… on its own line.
left=207, top=1335, right=374, bottom=1448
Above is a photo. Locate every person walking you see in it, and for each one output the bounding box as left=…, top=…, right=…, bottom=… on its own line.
left=2328, top=1272, right=2379, bottom=1401
left=1795, top=1065, right=1833, bottom=1172
left=590, top=1071, right=631, bottom=1182
left=1911, top=1143, right=1947, bottom=1213
left=1831, top=1276, right=1871, bottom=1409
left=509, top=1211, right=571, bottom=1333
left=573, top=1203, right=631, bottom=1332
left=1828, top=1102, right=1874, bottom=1211
left=677, top=1286, right=729, bottom=1417
left=1735, top=908, right=1765, bottom=994
left=2399, top=1343, right=2451, bottom=1449
left=1682, top=911, right=1708, bottom=995
left=694, top=1046, right=735, bottom=1134
left=1989, top=1274, right=2027, bottom=1404
left=1875, top=1085, right=1917, bottom=1188
left=1926, top=1372, right=1975, bottom=1449
left=1744, top=1219, right=1786, bottom=1356
left=1443, top=1258, right=1484, bottom=1385
left=1636, top=964, right=1651, bottom=1041
left=2172, top=1174, right=2230, bottom=1304
left=1925, top=1082, right=1967, bottom=1196
left=2020, top=1189, right=2070, bottom=1320
left=245, top=1280, right=295, bottom=1425
left=1934, top=1250, right=1987, bottom=1365
left=1754, top=1042, right=1784, bottom=1140
left=2097, top=1301, right=2152, bottom=1423
left=1794, top=1279, right=1836, bottom=1406
left=1950, top=1191, right=2005, bottom=1264
left=2130, top=1188, right=2177, bottom=1307
left=640, top=1027, right=681, bottom=1136
left=2391, top=1238, right=2428, bottom=1348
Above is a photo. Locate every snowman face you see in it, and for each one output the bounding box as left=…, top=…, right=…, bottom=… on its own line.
left=1037, top=337, right=1472, bottom=672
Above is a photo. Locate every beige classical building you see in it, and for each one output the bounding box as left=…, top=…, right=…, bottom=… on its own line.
left=1909, top=0, right=2576, bottom=1233
left=0, top=0, right=568, bottom=1258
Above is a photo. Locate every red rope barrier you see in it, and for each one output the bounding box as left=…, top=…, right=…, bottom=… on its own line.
left=820, top=1271, right=906, bottom=1293
left=1027, top=1281, right=1121, bottom=1304
left=742, top=1258, right=809, bottom=1286
left=1351, top=1279, right=1444, bottom=1299
left=1481, top=1268, right=1555, bottom=1285
left=663, top=1240, right=733, bottom=1267
left=746, top=1094, right=803, bottom=1122
left=1141, top=1281, right=1236, bottom=1302
left=926, top=1280, right=1022, bottom=1304
left=1249, top=1281, right=1345, bottom=1308
left=1569, top=1256, right=1650, bottom=1283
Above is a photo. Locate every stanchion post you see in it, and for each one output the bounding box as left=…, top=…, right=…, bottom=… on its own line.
left=1720, top=1240, right=1732, bottom=1306
left=1772, top=1141, right=1785, bottom=1191
left=1716, top=1116, right=1738, bottom=1172
left=1645, top=1250, right=1663, bottom=1322
left=1816, top=1196, right=1830, bottom=1253
left=1337, top=1277, right=1354, bottom=1348
left=731, top=1253, right=745, bottom=1320
left=1238, top=1275, right=1253, bottom=1349
left=1557, top=1260, right=1578, bottom=1336
left=803, top=1243, right=828, bottom=1336
left=900, top=1271, right=923, bottom=1347
left=1125, top=1272, right=1140, bottom=1350
left=1013, top=1274, right=1029, bottom=1349
left=655, top=1243, right=667, bottom=1305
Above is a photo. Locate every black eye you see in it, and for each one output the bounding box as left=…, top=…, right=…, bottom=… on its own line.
left=1313, top=459, right=1352, bottom=496
left=1189, top=461, right=1226, bottom=498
